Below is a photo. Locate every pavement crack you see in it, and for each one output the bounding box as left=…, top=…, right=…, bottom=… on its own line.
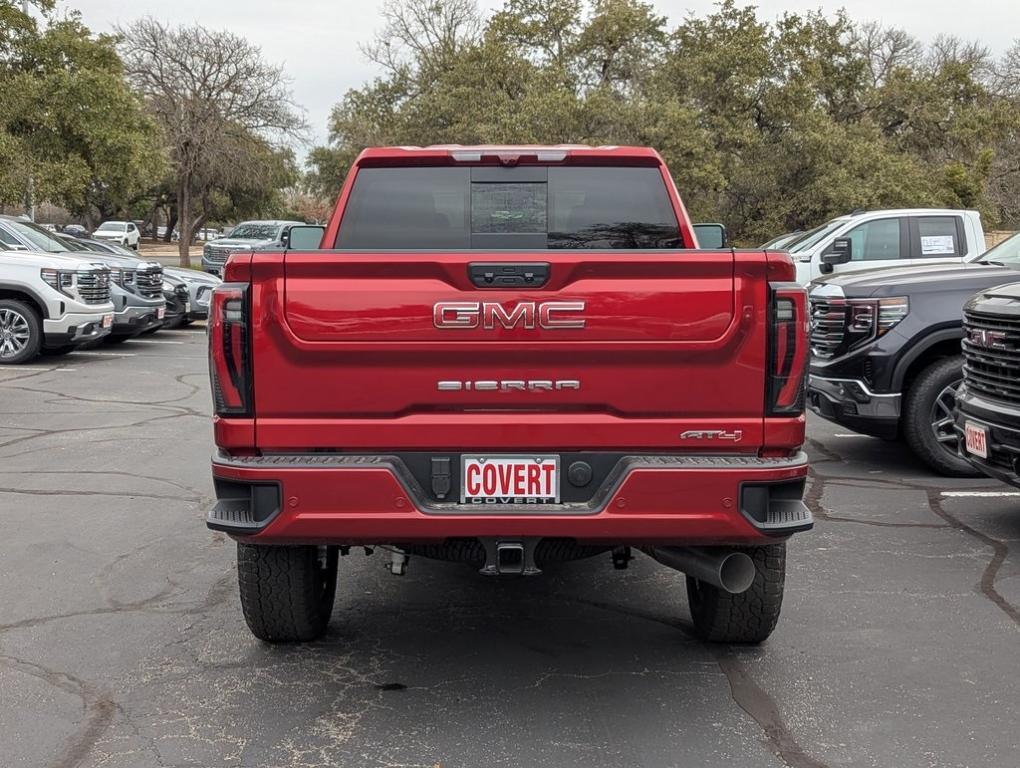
left=49, top=698, right=117, bottom=768
left=0, top=652, right=117, bottom=768
left=714, top=652, right=829, bottom=768
left=0, top=487, right=202, bottom=503
left=0, top=571, right=229, bottom=635
left=559, top=595, right=827, bottom=768
left=805, top=471, right=947, bottom=529
left=0, top=469, right=206, bottom=497
left=925, top=489, right=1020, bottom=628
left=0, top=381, right=205, bottom=411
left=0, top=410, right=203, bottom=454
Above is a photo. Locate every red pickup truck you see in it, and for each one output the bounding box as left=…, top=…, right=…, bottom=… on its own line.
left=207, top=145, right=811, bottom=644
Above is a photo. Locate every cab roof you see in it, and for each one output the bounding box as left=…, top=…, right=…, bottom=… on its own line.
left=356, top=145, right=665, bottom=166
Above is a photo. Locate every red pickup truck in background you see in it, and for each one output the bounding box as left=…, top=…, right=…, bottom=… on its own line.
left=207, top=145, right=811, bottom=644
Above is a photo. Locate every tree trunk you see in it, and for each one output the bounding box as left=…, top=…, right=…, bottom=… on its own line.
left=177, top=182, right=193, bottom=268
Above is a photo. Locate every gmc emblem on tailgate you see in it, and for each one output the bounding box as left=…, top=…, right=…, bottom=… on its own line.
left=433, top=301, right=586, bottom=330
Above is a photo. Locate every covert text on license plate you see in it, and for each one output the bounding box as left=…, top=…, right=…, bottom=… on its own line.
left=461, top=455, right=560, bottom=504
left=965, top=422, right=988, bottom=459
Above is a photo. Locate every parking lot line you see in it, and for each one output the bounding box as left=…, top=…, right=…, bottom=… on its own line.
left=72, top=351, right=136, bottom=358
left=942, top=491, right=1020, bottom=497
left=137, top=340, right=186, bottom=344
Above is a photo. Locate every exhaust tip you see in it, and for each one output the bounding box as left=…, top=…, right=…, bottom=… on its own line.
left=718, top=552, right=756, bottom=594
left=643, top=546, right=757, bottom=594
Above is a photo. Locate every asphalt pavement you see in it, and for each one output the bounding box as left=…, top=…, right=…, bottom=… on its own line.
left=1, top=328, right=1018, bottom=768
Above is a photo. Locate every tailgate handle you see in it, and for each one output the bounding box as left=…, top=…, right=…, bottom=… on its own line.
left=469, top=262, right=550, bottom=289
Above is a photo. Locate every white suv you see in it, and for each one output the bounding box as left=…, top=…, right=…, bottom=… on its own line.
left=92, top=220, right=141, bottom=249
left=0, top=244, right=115, bottom=364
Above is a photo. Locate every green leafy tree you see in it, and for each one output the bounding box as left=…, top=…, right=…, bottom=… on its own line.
left=0, top=1, right=164, bottom=223
left=309, top=0, right=1020, bottom=240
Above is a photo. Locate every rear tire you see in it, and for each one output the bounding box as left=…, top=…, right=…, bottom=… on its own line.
left=686, top=544, right=785, bottom=644
left=902, top=355, right=979, bottom=477
left=237, top=543, right=338, bottom=643
left=0, top=300, right=42, bottom=365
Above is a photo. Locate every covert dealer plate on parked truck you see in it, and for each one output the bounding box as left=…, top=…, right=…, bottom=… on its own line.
left=965, top=421, right=989, bottom=459
left=461, top=455, right=560, bottom=504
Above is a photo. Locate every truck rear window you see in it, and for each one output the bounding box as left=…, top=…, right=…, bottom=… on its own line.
left=336, top=166, right=682, bottom=250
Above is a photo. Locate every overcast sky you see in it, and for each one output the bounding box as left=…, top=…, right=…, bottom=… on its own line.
left=64, top=0, right=1018, bottom=158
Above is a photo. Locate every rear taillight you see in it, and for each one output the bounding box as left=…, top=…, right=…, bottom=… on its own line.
left=209, top=283, right=252, bottom=416
left=768, top=283, right=809, bottom=415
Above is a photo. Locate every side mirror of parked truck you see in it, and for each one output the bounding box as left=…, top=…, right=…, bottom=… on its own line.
left=285, top=225, right=326, bottom=250
left=819, top=237, right=853, bottom=273
left=693, top=222, right=727, bottom=249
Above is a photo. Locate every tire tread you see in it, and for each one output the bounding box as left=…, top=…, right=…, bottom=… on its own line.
left=237, top=543, right=336, bottom=643
left=901, top=355, right=978, bottom=477
left=0, top=299, right=42, bottom=365
left=686, top=544, right=785, bottom=644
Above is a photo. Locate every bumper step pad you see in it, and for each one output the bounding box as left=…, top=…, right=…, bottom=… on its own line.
left=739, top=479, right=813, bottom=535
left=208, top=499, right=261, bottom=531
left=755, top=498, right=812, bottom=532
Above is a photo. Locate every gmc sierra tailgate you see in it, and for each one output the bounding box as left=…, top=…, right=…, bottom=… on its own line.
left=248, top=248, right=768, bottom=451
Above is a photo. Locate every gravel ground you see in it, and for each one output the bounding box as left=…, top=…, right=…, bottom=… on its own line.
left=0, top=327, right=1018, bottom=768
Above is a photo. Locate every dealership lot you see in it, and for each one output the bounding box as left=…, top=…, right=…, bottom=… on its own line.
left=1, top=329, right=1018, bottom=768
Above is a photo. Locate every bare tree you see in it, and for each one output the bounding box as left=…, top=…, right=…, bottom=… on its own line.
left=118, top=18, right=306, bottom=265
left=852, top=22, right=922, bottom=87
left=993, top=39, right=1020, bottom=96
left=928, top=34, right=992, bottom=79
left=361, top=0, right=483, bottom=78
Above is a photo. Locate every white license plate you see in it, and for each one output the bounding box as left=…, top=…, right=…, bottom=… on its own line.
left=461, top=455, right=559, bottom=504
left=157, top=307, right=166, bottom=320
left=965, top=422, right=988, bottom=459
left=102, top=314, right=113, bottom=329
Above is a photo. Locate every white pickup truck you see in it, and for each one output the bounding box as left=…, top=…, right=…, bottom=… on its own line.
left=0, top=243, right=115, bottom=363
left=777, top=209, right=986, bottom=284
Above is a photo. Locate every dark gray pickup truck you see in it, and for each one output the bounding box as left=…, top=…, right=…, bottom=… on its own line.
left=808, top=232, right=1020, bottom=476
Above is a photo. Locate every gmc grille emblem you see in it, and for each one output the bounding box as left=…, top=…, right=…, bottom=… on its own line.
left=968, top=328, right=1008, bottom=349
left=434, top=301, right=586, bottom=330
